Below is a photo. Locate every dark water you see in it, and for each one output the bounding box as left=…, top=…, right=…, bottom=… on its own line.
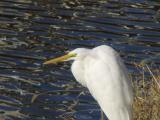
left=0, top=0, right=160, bottom=120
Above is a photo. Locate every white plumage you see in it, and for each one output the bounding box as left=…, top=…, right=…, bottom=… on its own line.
left=44, top=45, right=133, bottom=120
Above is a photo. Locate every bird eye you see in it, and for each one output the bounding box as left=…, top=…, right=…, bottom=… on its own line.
left=69, top=53, right=77, bottom=57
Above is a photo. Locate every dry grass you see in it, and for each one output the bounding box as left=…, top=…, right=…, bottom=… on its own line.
left=132, top=64, right=160, bottom=120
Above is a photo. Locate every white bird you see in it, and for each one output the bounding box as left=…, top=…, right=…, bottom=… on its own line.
left=44, top=45, right=133, bottom=120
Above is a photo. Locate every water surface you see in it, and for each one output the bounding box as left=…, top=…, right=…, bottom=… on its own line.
left=0, top=0, right=160, bottom=120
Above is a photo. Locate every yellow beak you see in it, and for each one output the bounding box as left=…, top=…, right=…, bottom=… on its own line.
left=43, top=53, right=76, bottom=65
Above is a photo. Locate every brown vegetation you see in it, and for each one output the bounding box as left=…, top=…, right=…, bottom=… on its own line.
left=132, top=64, right=160, bottom=120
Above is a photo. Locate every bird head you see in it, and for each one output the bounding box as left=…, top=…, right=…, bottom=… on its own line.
left=43, top=48, right=90, bottom=65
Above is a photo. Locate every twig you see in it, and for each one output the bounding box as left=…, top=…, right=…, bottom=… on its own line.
left=145, top=65, right=160, bottom=90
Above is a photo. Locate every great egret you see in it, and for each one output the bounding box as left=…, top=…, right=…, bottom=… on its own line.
left=44, top=45, right=133, bottom=120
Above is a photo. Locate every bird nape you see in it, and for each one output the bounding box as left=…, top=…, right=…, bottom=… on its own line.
left=44, top=45, right=133, bottom=120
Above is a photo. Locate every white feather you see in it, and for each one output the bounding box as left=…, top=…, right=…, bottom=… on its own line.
left=71, top=45, right=133, bottom=120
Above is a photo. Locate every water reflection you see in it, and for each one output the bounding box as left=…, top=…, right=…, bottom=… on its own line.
left=0, top=0, right=159, bottom=120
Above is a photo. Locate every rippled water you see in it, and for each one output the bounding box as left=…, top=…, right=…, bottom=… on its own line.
left=0, top=0, right=160, bottom=120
